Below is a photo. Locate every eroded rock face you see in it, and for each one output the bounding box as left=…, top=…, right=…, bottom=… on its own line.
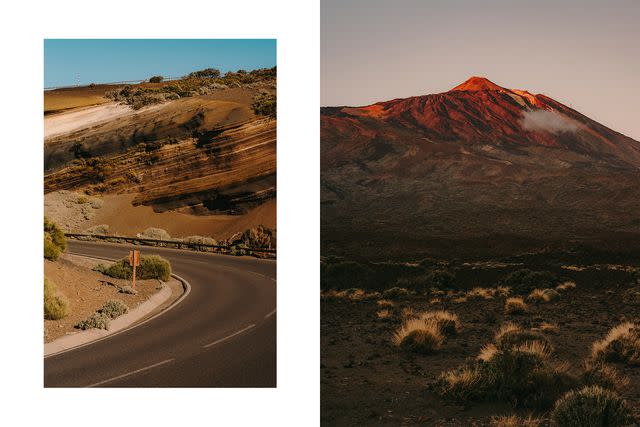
left=45, top=93, right=276, bottom=216
left=321, top=77, right=640, bottom=259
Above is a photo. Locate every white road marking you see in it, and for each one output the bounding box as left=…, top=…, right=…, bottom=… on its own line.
left=86, top=358, right=175, bottom=387
left=203, top=324, right=256, bottom=349
left=264, top=309, right=276, bottom=319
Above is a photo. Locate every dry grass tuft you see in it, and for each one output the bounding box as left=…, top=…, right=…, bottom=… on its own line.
left=528, top=288, right=560, bottom=303
left=467, top=287, right=496, bottom=300
left=504, top=297, right=527, bottom=315
left=376, top=299, right=394, bottom=307
left=551, top=386, right=634, bottom=427
left=591, top=322, right=640, bottom=365
left=581, top=360, right=629, bottom=392
left=418, top=310, right=460, bottom=336
left=490, top=415, right=541, bottom=427
left=376, top=309, right=392, bottom=320
left=556, top=281, right=577, bottom=292
left=478, top=343, right=499, bottom=362
left=538, top=322, right=560, bottom=334
left=393, top=318, right=444, bottom=354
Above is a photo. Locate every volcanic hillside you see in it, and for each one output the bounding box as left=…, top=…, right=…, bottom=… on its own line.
left=45, top=70, right=276, bottom=239
left=321, top=76, right=640, bottom=259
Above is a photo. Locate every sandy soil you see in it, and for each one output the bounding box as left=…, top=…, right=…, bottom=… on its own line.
left=44, top=190, right=276, bottom=240
left=44, top=102, right=159, bottom=140
left=321, top=263, right=640, bottom=426
left=44, top=253, right=176, bottom=343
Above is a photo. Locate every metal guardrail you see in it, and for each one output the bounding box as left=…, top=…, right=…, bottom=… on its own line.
left=64, top=233, right=276, bottom=257
left=44, top=76, right=186, bottom=91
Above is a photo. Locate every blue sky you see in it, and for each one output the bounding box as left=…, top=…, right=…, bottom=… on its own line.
left=44, top=39, right=276, bottom=88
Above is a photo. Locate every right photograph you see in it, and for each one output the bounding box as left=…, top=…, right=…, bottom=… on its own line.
left=321, top=0, right=640, bottom=425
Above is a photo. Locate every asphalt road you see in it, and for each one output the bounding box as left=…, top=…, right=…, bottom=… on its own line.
left=44, top=240, right=276, bottom=387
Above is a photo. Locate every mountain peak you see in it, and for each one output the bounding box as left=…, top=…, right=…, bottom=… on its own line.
left=450, top=76, right=505, bottom=92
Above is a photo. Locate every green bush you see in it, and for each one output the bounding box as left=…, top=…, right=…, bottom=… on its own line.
left=75, top=312, right=110, bottom=330
left=187, top=68, right=221, bottom=78
left=44, top=217, right=66, bottom=260
left=101, top=255, right=171, bottom=281
left=44, top=236, right=61, bottom=261
left=501, top=269, right=558, bottom=294
left=44, top=278, right=69, bottom=320
left=252, top=93, right=276, bottom=117
left=98, top=299, right=129, bottom=319
left=551, top=386, right=634, bottom=427
left=149, top=75, right=164, bottom=83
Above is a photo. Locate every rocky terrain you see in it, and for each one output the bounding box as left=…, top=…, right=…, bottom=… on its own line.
left=321, top=77, right=640, bottom=260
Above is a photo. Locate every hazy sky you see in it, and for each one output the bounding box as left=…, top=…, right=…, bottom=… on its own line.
left=45, top=39, right=276, bottom=88
left=322, top=0, right=640, bottom=140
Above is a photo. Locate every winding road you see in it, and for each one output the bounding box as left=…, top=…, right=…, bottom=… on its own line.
left=44, top=240, right=276, bottom=387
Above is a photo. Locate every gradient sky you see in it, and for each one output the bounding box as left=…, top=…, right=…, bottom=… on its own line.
left=45, top=39, right=276, bottom=88
left=322, top=0, right=640, bottom=140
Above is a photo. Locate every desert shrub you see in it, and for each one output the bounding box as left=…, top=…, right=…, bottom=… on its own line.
left=495, top=324, right=551, bottom=352
left=252, top=93, right=276, bottom=117
left=44, top=217, right=66, bottom=260
left=98, top=299, right=129, bottom=319
left=86, top=224, right=109, bottom=236
left=581, top=361, right=629, bottom=392
left=382, top=287, right=410, bottom=299
left=184, top=235, right=217, bottom=247
left=187, top=68, right=221, bottom=78
left=504, top=297, right=527, bottom=315
left=44, top=236, right=61, bottom=261
left=467, top=287, right=497, bottom=300
left=501, top=269, right=558, bottom=294
left=44, top=278, right=69, bottom=320
left=551, top=386, right=634, bottom=427
left=90, top=198, right=104, bottom=209
left=75, top=312, right=110, bottom=330
left=490, top=415, right=541, bottom=427
left=138, top=255, right=171, bottom=281
left=436, top=363, right=489, bottom=401
left=393, top=318, right=444, bottom=354
left=137, top=227, right=171, bottom=240
left=77, top=196, right=88, bottom=204
left=377, top=299, right=394, bottom=307
left=101, top=255, right=171, bottom=281
left=419, top=310, right=460, bottom=336
left=148, top=75, right=164, bottom=83
left=591, top=322, right=640, bottom=365
left=528, top=288, right=559, bottom=303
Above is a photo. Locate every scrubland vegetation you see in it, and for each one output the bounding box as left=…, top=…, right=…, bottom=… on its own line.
left=44, top=277, right=69, bottom=320
left=321, top=256, right=640, bottom=425
left=105, top=67, right=276, bottom=110
left=94, top=255, right=172, bottom=282
left=44, top=217, right=66, bottom=261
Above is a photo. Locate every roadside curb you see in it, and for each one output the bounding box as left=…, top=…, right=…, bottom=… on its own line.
left=44, top=253, right=191, bottom=358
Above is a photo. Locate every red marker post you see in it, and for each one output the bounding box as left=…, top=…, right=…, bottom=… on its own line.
left=129, top=249, right=141, bottom=289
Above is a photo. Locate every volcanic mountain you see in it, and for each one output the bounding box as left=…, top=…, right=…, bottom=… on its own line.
left=321, top=77, right=640, bottom=259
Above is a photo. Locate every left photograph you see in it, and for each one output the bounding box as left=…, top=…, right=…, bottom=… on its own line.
left=43, top=39, right=276, bottom=387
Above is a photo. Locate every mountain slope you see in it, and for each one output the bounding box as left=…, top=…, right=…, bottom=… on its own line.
left=321, top=77, right=640, bottom=259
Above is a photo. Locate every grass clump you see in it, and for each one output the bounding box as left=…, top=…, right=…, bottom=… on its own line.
left=44, top=277, right=69, bottom=320
left=75, top=312, right=110, bottom=330
left=44, top=217, right=66, bottom=260
left=527, top=288, right=560, bottom=303
left=581, top=361, right=629, bottom=392
left=418, top=310, right=460, bottom=336
left=490, top=415, right=541, bottom=427
left=494, top=323, right=552, bottom=352
left=98, top=299, right=128, bottom=319
left=591, top=322, right=640, bottom=365
left=100, top=255, right=172, bottom=282
left=376, top=309, right=392, bottom=320
left=504, top=297, right=527, bottom=315
left=436, top=363, right=488, bottom=401
left=556, top=281, right=577, bottom=292
left=551, top=386, right=635, bottom=427
left=393, top=318, right=444, bottom=354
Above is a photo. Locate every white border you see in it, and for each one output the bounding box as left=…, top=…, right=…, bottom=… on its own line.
left=0, top=0, right=319, bottom=425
